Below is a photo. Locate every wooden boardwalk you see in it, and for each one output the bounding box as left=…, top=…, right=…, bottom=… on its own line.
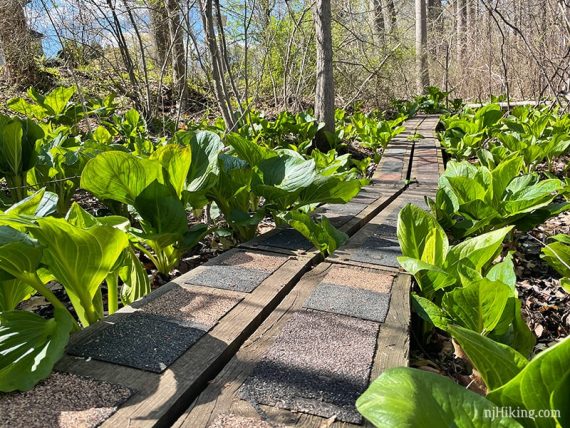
left=51, top=115, right=442, bottom=428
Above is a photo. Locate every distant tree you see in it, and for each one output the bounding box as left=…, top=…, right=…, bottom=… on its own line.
left=0, top=0, right=44, bottom=87
left=314, top=0, right=334, bottom=151
left=416, top=0, right=430, bottom=92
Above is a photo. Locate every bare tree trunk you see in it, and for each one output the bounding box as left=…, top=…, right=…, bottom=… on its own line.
left=314, top=0, right=334, bottom=151
left=0, top=0, right=44, bottom=87
left=456, top=0, right=466, bottom=67
left=148, top=0, right=170, bottom=68
left=200, top=0, right=236, bottom=128
left=371, top=0, right=385, bottom=44
left=416, top=0, right=430, bottom=92
left=385, top=0, right=397, bottom=33
left=165, top=0, right=188, bottom=112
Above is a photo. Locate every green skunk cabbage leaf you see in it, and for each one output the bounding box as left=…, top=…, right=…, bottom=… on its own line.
left=0, top=120, right=24, bottom=175
left=487, top=254, right=517, bottom=289
left=446, top=226, right=513, bottom=273
left=253, top=155, right=317, bottom=209
left=296, top=175, right=362, bottom=208
left=398, top=257, right=455, bottom=296
left=65, top=202, right=129, bottom=231
left=283, top=210, right=346, bottom=255
left=0, top=226, right=43, bottom=277
left=488, top=337, right=570, bottom=428
left=0, top=279, right=36, bottom=311
left=397, top=204, right=449, bottom=266
left=32, top=218, right=129, bottom=327
left=448, top=325, right=528, bottom=390
left=226, top=132, right=273, bottom=167
left=42, top=86, right=75, bottom=115
left=119, top=247, right=151, bottom=305
left=0, top=308, right=73, bottom=392
left=552, top=371, right=570, bottom=428
left=357, top=367, right=522, bottom=428
left=442, top=279, right=512, bottom=334
left=5, top=188, right=58, bottom=218
left=502, top=179, right=562, bottom=215
left=80, top=151, right=163, bottom=205
left=411, top=293, right=450, bottom=330
left=133, top=181, right=188, bottom=247
left=150, top=144, right=191, bottom=198
left=541, top=240, right=570, bottom=279
left=177, top=131, right=223, bottom=192
left=490, top=157, right=523, bottom=205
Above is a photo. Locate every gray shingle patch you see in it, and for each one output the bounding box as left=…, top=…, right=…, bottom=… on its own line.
left=139, top=285, right=243, bottom=329
left=184, top=265, right=270, bottom=293
left=379, top=160, right=403, bottom=173
left=351, top=235, right=401, bottom=267
left=303, top=283, right=391, bottom=322
left=68, top=313, right=204, bottom=373
left=321, top=202, right=367, bottom=216
left=0, top=372, right=131, bottom=428
left=370, top=222, right=398, bottom=238
left=239, top=310, right=378, bottom=424
left=256, top=228, right=313, bottom=251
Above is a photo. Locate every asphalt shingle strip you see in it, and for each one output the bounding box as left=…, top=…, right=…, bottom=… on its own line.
left=184, top=265, right=271, bottom=293
left=139, top=284, right=243, bottom=329
left=239, top=310, right=379, bottom=424
left=321, top=265, right=394, bottom=294
left=68, top=312, right=205, bottom=373
left=214, top=250, right=288, bottom=272
left=351, top=235, right=401, bottom=267
left=303, top=283, right=391, bottom=323
left=254, top=228, right=313, bottom=251
left=0, top=372, right=131, bottom=428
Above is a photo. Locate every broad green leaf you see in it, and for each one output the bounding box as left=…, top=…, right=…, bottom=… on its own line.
left=541, top=241, right=570, bottom=278
left=411, top=293, right=450, bottom=330
left=225, top=132, right=272, bottom=167
left=488, top=338, right=570, bottom=428
left=296, top=175, right=361, bottom=207
left=80, top=151, right=163, bottom=205
left=134, top=181, right=188, bottom=247
left=0, top=120, right=23, bottom=175
left=178, top=131, right=223, bottom=192
left=491, top=157, right=523, bottom=204
left=0, top=279, right=36, bottom=311
left=446, top=226, right=512, bottom=273
left=150, top=144, right=191, bottom=198
left=445, top=176, right=488, bottom=204
left=442, top=279, right=513, bottom=333
left=6, top=188, right=58, bottom=218
left=0, top=226, right=43, bottom=277
left=283, top=210, right=346, bottom=254
left=398, top=256, right=456, bottom=295
left=32, top=218, right=129, bottom=327
left=487, top=254, right=517, bottom=289
left=397, top=204, right=448, bottom=266
left=448, top=325, right=528, bottom=391
left=502, top=179, right=562, bottom=215
left=357, top=367, right=522, bottom=428
left=43, top=86, right=75, bottom=115
left=119, top=247, right=151, bottom=305
left=0, top=308, right=73, bottom=392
